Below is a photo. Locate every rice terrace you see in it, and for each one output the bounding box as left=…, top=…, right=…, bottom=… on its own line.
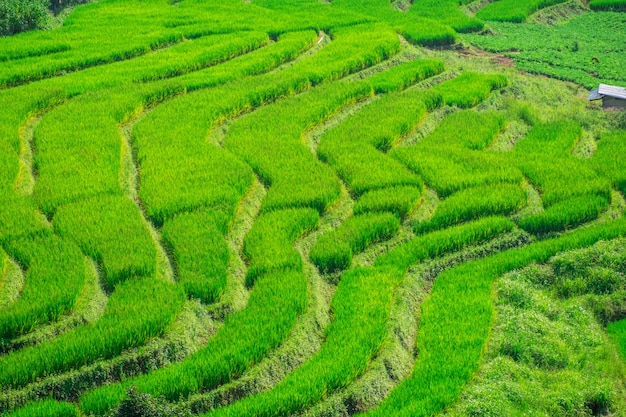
left=1, top=0, right=626, bottom=415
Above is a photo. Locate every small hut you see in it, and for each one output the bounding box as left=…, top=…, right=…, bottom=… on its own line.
left=588, top=84, right=626, bottom=111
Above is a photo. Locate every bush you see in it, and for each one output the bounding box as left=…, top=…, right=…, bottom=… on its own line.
left=0, top=0, right=48, bottom=36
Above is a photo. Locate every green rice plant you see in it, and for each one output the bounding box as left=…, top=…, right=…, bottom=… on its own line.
left=376, top=216, right=516, bottom=271
left=0, top=234, right=86, bottom=340
left=367, top=59, right=445, bottom=94
left=225, top=80, right=371, bottom=213
left=204, top=266, right=404, bottom=417
left=608, top=318, right=626, bottom=359
left=310, top=213, right=400, bottom=273
left=394, top=18, right=458, bottom=47
left=407, top=0, right=483, bottom=33
left=476, top=0, right=569, bottom=23
left=137, top=25, right=398, bottom=222
left=432, top=72, right=508, bottom=108
left=32, top=88, right=144, bottom=215
left=0, top=277, right=185, bottom=389
left=421, top=110, right=506, bottom=150
left=53, top=195, right=156, bottom=291
left=590, top=0, right=626, bottom=11
left=317, top=88, right=439, bottom=197
left=519, top=195, right=611, bottom=234
left=243, top=208, right=319, bottom=286
left=362, top=217, right=626, bottom=417
left=161, top=209, right=230, bottom=304
left=354, top=186, right=423, bottom=219
left=0, top=196, right=49, bottom=242
left=79, top=269, right=307, bottom=415
left=512, top=121, right=612, bottom=231
left=1, top=400, right=79, bottom=417
left=590, top=130, right=626, bottom=197
left=392, top=146, right=523, bottom=197
left=416, top=184, right=528, bottom=233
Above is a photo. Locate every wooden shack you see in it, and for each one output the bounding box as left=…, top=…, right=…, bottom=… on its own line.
left=588, top=84, right=626, bottom=110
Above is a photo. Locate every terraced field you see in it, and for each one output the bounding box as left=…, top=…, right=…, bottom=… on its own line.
left=1, top=0, right=626, bottom=416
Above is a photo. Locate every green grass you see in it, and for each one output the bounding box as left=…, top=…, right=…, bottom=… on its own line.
left=0, top=277, right=184, bottom=390
left=476, top=0, right=569, bottom=23
left=363, top=218, right=626, bottom=417
left=353, top=186, right=423, bottom=219
left=243, top=208, right=319, bottom=286
left=204, top=266, right=404, bottom=417
left=1, top=400, right=79, bottom=417
left=0, top=233, right=86, bottom=340
left=79, top=269, right=308, bottom=415
left=162, top=209, right=230, bottom=304
left=416, top=183, right=528, bottom=233
left=310, top=213, right=400, bottom=273
left=590, top=0, right=626, bottom=11
left=432, top=72, right=508, bottom=108
left=53, top=195, right=157, bottom=291
left=376, top=216, right=516, bottom=271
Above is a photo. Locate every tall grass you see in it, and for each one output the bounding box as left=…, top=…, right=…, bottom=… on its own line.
left=204, top=267, right=404, bottom=417
left=317, top=88, right=439, bottom=197
left=0, top=277, right=185, bottom=389
left=162, top=209, right=230, bottom=304
left=477, top=0, right=570, bottom=23
left=363, top=218, right=626, bottom=417
left=53, top=195, right=157, bottom=291
left=79, top=269, right=308, bottom=415
left=513, top=121, right=612, bottom=233
left=244, top=208, right=319, bottom=286
left=392, top=145, right=522, bottom=198
left=415, top=184, right=527, bottom=233
left=0, top=234, right=86, bottom=339
left=310, top=213, right=400, bottom=273
left=421, top=110, right=506, bottom=150
left=1, top=400, right=79, bottom=417
left=432, top=72, right=508, bottom=108
left=376, top=217, right=516, bottom=271
left=354, top=186, right=423, bottom=220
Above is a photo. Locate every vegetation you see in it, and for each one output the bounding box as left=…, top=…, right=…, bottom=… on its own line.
left=1, top=1, right=625, bottom=417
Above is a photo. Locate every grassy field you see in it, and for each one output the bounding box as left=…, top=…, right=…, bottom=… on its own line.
left=0, top=0, right=625, bottom=416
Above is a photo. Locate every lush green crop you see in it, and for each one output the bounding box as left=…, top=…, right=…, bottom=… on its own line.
left=310, top=213, right=400, bottom=273
left=432, top=72, right=508, bottom=108
left=244, top=208, right=319, bottom=285
left=0, top=277, right=184, bottom=389
left=317, top=87, right=434, bottom=196
left=590, top=0, right=626, bottom=11
left=1, top=400, right=79, bottom=417
left=416, top=184, right=528, bottom=233
left=53, top=195, right=157, bottom=291
left=393, top=145, right=522, bottom=198
left=591, top=130, right=626, bottom=197
left=79, top=269, right=308, bottom=415
left=422, top=110, right=506, bottom=150
left=376, top=216, right=516, bottom=271
left=367, top=59, right=445, bottom=94
left=512, top=121, right=612, bottom=232
left=364, top=218, right=626, bottom=417
left=609, top=319, right=626, bottom=359
left=464, top=13, right=626, bottom=89
left=476, top=0, right=568, bottom=23
left=0, top=234, right=86, bottom=340
left=353, top=186, right=423, bottom=219
left=1, top=1, right=625, bottom=416
left=162, top=209, right=230, bottom=304
left=204, top=266, right=404, bottom=417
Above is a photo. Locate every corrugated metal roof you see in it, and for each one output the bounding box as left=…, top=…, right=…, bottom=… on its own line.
left=588, top=89, right=602, bottom=100
left=598, top=84, right=626, bottom=100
